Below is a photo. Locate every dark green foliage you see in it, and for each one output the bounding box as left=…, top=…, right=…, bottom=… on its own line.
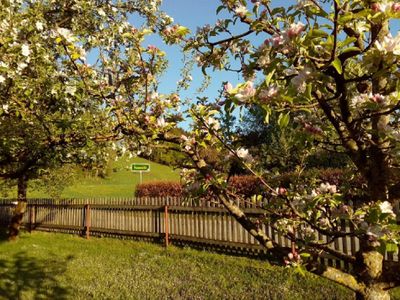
left=145, top=127, right=187, bottom=167
left=305, top=151, right=351, bottom=169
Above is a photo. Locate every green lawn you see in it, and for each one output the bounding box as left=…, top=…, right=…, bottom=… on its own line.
left=20, top=156, right=180, bottom=198
left=0, top=230, right=357, bottom=300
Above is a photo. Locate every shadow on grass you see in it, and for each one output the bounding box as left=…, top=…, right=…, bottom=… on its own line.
left=0, top=251, right=73, bottom=299
left=0, top=227, right=8, bottom=243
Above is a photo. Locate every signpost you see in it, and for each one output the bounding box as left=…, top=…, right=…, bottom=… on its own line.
left=131, top=163, right=150, bottom=184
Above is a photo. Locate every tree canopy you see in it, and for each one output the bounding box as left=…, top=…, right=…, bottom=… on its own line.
left=0, top=0, right=186, bottom=239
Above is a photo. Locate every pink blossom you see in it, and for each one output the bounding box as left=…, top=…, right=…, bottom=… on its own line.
left=163, top=27, right=174, bottom=35
left=147, top=45, right=158, bottom=52
left=371, top=2, right=392, bottom=13
left=371, top=93, right=386, bottom=105
left=287, top=22, right=305, bottom=39
left=304, top=123, right=323, bottom=135
left=224, top=82, right=233, bottom=93
left=393, top=3, right=400, bottom=12
left=276, top=187, right=287, bottom=196
left=371, top=3, right=381, bottom=12
left=259, top=85, right=278, bottom=102
left=235, top=81, right=255, bottom=102
left=270, top=34, right=284, bottom=47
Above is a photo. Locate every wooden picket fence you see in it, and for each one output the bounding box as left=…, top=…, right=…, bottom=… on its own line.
left=0, top=197, right=398, bottom=269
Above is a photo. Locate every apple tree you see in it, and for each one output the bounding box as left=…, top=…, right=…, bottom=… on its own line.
left=0, top=0, right=184, bottom=239
left=179, top=1, right=400, bottom=299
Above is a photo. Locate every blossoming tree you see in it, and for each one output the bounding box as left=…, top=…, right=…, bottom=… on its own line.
left=179, top=1, right=400, bottom=299
left=0, top=0, right=184, bottom=239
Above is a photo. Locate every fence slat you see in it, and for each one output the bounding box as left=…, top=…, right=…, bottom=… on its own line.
left=0, top=197, right=396, bottom=268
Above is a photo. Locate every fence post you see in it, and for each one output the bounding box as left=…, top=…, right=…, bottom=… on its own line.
left=164, top=205, right=169, bottom=247
left=28, top=204, right=33, bottom=233
left=85, top=204, right=91, bottom=239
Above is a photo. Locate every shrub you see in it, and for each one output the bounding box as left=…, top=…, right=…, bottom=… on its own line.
left=135, top=181, right=183, bottom=197
left=228, top=175, right=265, bottom=197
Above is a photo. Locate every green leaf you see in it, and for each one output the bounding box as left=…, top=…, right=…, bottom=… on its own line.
left=305, top=83, right=312, bottom=101
left=265, top=70, right=275, bottom=86
left=216, top=5, right=224, bottom=14
left=331, top=58, right=343, bottom=75
left=176, top=26, right=190, bottom=36
left=338, top=13, right=353, bottom=24
left=309, top=29, right=328, bottom=38
left=386, top=242, right=398, bottom=253
left=340, top=47, right=361, bottom=55
left=71, top=52, right=81, bottom=60
left=340, top=37, right=357, bottom=48
left=278, top=112, right=290, bottom=128
left=264, top=111, right=270, bottom=124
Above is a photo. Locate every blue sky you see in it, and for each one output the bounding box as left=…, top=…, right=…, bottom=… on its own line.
left=157, top=0, right=246, bottom=103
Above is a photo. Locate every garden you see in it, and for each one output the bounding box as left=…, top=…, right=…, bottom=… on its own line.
left=1, top=0, right=400, bottom=299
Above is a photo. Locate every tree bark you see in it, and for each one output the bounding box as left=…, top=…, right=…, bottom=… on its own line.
left=356, top=286, right=390, bottom=300
left=354, top=246, right=391, bottom=300
left=8, top=175, right=28, bottom=240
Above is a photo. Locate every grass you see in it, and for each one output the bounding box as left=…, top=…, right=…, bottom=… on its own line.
left=0, top=230, right=358, bottom=300
left=13, top=156, right=179, bottom=199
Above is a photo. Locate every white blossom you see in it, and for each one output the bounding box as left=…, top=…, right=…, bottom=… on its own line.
left=17, top=62, right=28, bottom=71
left=207, top=117, right=220, bottom=131
left=291, top=67, right=312, bottom=92
left=0, top=75, right=5, bottom=83
left=35, top=21, right=44, bottom=31
left=65, top=85, right=77, bottom=96
left=156, top=116, right=166, bottom=127
left=375, top=33, right=400, bottom=56
left=236, top=148, right=249, bottom=159
left=57, top=27, right=76, bottom=43
left=234, top=5, right=248, bottom=17
left=379, top=201, right=395, bottom=216
left=150, top=92, right=159, bottom=100
left=319, top=182, right=337, bottom=194
left=98, top=8, right=106, bottom=17
left=21, top=44, right=30, bottom=57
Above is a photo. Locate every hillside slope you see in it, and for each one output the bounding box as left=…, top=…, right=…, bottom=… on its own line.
left=25, top=156, right=180, bottom=198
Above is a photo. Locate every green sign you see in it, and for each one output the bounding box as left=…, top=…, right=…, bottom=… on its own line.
left=131, top=163, right=150, bottom=172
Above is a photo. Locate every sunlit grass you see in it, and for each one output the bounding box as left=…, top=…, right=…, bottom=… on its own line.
left=3, top=156, right=180, bottom=199
left=0, top=230, right=358, bottom=300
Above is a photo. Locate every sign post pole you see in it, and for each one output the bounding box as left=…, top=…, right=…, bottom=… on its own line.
left=131, top=163, right=150, bottom=184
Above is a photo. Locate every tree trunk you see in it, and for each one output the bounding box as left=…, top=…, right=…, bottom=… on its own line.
left=366, top=146, right=390, bottom=202
left=356, top=286, right=390, bottom=300
left=8, top=175, right=28, bottom=240
left=366, top=14, right=390, bottom=202
left=354, top=247, right=391, bottom=300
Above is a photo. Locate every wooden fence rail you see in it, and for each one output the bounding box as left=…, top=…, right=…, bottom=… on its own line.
left=0, top=198, right=398, bottom=269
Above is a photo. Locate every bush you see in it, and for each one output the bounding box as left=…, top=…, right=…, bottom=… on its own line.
left=228, top=175, right=265, bottom=197
left=135, top=181, right=183, bottom=197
